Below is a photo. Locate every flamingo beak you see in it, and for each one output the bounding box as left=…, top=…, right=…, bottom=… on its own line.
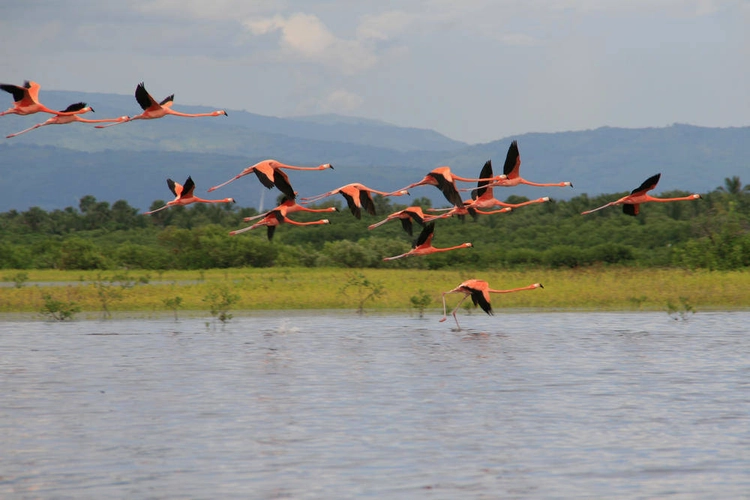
left=539, top=283, right=544, bottom=289
left=90, top=107, right=95, bottom=113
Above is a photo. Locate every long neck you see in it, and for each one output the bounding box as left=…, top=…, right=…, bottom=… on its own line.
left=518, top=179, right=572, bottom=188
left=276, top=162, right=331, bottom=171
left=487, top=283, right=539, bottom=294
left=165, top=109, right=222, bottom=118
left=643, top=194, right=700, bottom=203
left=189, top=196, right=233, bottom=204
left=74, top=116, right=128, bottom=124
left=425, top=243, right=471, bottom=254
left=284, top=218, right=329, bottom=227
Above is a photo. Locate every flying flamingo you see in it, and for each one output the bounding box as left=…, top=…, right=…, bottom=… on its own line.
left=241, top=195, right=337, bottom=222
left=478, top=141, right=572, bottom=189
left=301, top=183, right=409, bottom=219
left=144, top=176, right=235, bottom=214
left=367, top=206, right=451, bottom=235
left=427, top=202, right=513, bottom=221
left=396, top=166, right=505, bottom=207
left=95, top=82, right=227, bottom=128
left=440, top=279, right=544, bottom=330
left=6, top=103, right=129, bottom=138
left=382, top=222, right=472, bottom=261
left=208, top=159, right=333, bottom=200
left=462, top=160, right=550, bottom=210
left=230, top=204, right=331, bottom=241
left=1, top=81, right=91, bottom=117
left=581, top=173, right=701, bottom=216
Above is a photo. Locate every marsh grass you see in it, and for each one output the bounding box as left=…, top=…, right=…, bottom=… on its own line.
left=1, top=267, right=748, bottom=315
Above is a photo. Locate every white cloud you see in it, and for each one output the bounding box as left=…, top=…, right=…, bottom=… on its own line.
left=243, top=13, right=380, bottom=74
left=324, top=89, right=364, bottom=112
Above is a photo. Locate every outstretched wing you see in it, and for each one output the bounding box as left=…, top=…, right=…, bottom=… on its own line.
left=468, top=287, right=493, bottom=315
left=166, top=178, right=180, bottom=197
left=135, top=82, right=158, bottom=111
left=631, top=173, right=661, bottom=195
left=60, top=102, right=87, bottom=113
left=623, top=203, right=640, bottom=216
left=0, top=83, right=26, bottom=102
left=503, top=140, right=521, bottom=178
left=341, top=191, right=361, bottom=219
left=266, top=225, right=276, bottom=241
left=359, top=190, right=377, bottom=216
left=182, top=176, right=196, bottom=198
left=431, top=173, right=464, bottom=207
left=414, top=222, right=435, bottom=248
left=473, top=160, right=493, bottom=200
left=399, top=217, right=414, bottom=236
left=159, top=94, right=175, bottom=107
left=272, top=169, right=296, bottom=200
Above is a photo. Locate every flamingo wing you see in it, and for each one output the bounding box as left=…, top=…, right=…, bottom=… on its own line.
left=252, top=168, right=276, bottom=190
left=60, top=102, right=88, bottom=113
left=135, top=83, right=159, bottom=111
left=182, top=176, right=196, bottom=198
left=159, top=94, right=175, bottom=107
left=399, top=217, right=414, bottom=236
left=431, top=173, right=464, bottom=207
left=503, top=140, right=521, bottom=178
left=474, top=160, right=493, bottom=200
left=167, top=178, right=180, bottom=197
left=414, top=222, right=435, bottom=248
left=272, top=169, right=296, bottom=200
left=0, top=83, right=26, bottom=102
left=631, top=173, right=661, bottom=196
left=359, top=190, right=377, bottom=216
left=623, top=203, right=640, bottom=216
left=469, top=287, right=493, bottom=315
left=406, top=208, right=424, bottom=225
left=25, top=81, right=41, bottom=102
left=341, top=191, right=361, bottom=219
left=267, top=225, right=276, bottom=241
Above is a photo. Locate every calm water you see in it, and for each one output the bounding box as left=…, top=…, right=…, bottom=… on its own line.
left=1, top=311, right=748, bottom=499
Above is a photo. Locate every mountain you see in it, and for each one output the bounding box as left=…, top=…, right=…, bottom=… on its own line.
left=0, top=90, right=748, bottom=212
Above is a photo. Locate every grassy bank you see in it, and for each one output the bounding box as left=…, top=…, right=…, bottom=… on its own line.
left=1, top=267, right=749, bottom=317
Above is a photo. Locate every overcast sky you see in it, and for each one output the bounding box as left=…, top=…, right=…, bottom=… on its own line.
left=1, top=1, right=748, bottom=143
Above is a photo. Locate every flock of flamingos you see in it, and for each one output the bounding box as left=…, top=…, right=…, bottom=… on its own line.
left=2, top=80, right=702, bottom=328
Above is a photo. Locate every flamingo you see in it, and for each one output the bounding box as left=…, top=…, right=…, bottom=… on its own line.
left=367, top=206, right=450, bottom=235
left=396, top=166, right=505, bottom=207
left=480, top=141, right=572, bottom=189
left=208, top=159, right=333, bottom=200
left=301, top=183, right=409, bottom=219
left=382, top=222, right=472, bottom=261
left=242, top=195, right=337, bottom=222
left=95, top=82, right=227, bottom=128
left=6, top=103, right=129, bottom=138
left=440, top=279, right=544, bottom=330
left=230, top=204, right=330, bottom=241
left=1, top=81, right=91, bottom=117
left=581, top=173, right=701, bottom=216
left=463, top=160, right=550, bottom=210
left=427, top=204, right=512, bottom=221
left=144, top=176, right=235, bottom=214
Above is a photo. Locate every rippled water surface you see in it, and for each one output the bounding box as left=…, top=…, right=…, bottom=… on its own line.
left=1, top=311, right=749, bottom=499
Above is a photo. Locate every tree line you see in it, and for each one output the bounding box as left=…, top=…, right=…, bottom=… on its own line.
left=1, top=178, right=748, bottom=271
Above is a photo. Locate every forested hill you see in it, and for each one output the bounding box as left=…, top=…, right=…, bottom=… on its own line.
left=0, top=89, right=748, bottom=212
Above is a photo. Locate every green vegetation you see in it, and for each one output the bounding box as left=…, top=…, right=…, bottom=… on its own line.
left=0, top=177, right=748, bottom=273
left=1, top=268, right=748, bottom=315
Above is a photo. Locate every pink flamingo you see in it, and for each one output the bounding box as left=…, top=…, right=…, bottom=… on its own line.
left=301, top=183, right=409, bottom=219
left=581, top=173, right=701, bottom=216
left=96, top=82, right=227, bottom=128
left=368, top=206, right=450, bottom=235
left=230, top=204, right=330, bottom=240
left=481, top=141, right=572, bottom=189
left=1, top=81, right=91, bottom=117
left=440, top=279, right=544, bottom=330
left=463, top=160, right=550, bottom=210
left=144, top=176, right=235, bottom=214
left=396, top=166, right=504, bottom=207
left=382, top=222, right=472, bottom=261
left=6, top=103, right=129, bottom=138
left=208, top=159, right=333, bottom=200
left=242, top=195, right=337, bottom=222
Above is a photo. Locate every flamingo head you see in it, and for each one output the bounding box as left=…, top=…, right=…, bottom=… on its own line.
left=541, top=197, right=550, bottom=202
left=391, top=189, right=409, bottom=197
left=214, top=110, right=228, bottom=117
left=322, top=219, right=331, bottom=224
left=532, top=283, right=544, bottom=289
left=320, top=163, right=334, bottom=170
left=564, top=182, right=573, bottom=187
left=464, top=243, right=473, bottom=248
left=227, top=198, right=236, bottom=203
left=691, top=194, right=701, bottom=199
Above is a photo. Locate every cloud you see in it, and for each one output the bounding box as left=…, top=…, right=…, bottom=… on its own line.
left=243, top=13, right=381, bottom=74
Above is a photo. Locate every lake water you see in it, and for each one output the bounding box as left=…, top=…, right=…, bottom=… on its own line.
left=1, top=311, right=748, bottom=499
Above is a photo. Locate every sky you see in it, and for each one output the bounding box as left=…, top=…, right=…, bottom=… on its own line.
left=1, top=1, right=748, bottom=144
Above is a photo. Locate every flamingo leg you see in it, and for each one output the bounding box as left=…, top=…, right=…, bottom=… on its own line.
left=6, top=122, right=47, bottom=138
left=143, top=204, right=170, bottom=215
left=581, top=201, right=618, bottom=215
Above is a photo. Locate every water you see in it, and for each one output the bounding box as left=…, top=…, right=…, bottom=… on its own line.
left=1, top=311, right=748, bottom=499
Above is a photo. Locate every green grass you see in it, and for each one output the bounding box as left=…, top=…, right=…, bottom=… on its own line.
left=2, top=267, right=749, bottom=316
